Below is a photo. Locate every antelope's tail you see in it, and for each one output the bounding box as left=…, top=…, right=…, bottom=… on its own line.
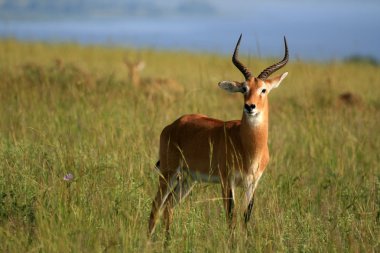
left=154, top=160, right=160, bottom=171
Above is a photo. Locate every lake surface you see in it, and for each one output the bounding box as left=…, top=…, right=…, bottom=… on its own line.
left=1, top=3, right=379, bottom=61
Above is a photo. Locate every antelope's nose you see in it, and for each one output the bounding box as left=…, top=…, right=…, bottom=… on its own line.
left=244, top=103, right=256, bottom=113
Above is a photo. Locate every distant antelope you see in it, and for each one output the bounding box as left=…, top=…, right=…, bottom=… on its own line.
left=124, top=59, right=146, bottom=87
left=148, top=35, right=289, bottom=238
left=124, top=58, right=183, bottom=100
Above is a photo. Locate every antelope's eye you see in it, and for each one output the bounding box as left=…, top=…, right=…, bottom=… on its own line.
left=241, top=86, right=248, bottom=93
left=261, top=88, right=267, bottom=94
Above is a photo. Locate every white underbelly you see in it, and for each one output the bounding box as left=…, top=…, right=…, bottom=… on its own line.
left=188, top=170, right=221, bottom=183
left=187, top=170, right=247, bottom=186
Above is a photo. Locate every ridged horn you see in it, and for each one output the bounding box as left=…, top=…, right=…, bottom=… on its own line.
left=232, top=34, right=252, bottom=80
left=257, top=36, right=289, bottom=80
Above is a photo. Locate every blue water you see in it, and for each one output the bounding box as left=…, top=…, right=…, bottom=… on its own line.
left=1, top=3, right=379, bottom=61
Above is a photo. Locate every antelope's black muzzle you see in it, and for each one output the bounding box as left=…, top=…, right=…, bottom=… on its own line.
left=244, top=103, right=256, bottom=114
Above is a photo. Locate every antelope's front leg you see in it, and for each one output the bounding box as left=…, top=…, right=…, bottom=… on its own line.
left=243, top=175, right=255, bottom=227
left=222, top=183, right=236, bottom=229
left=244, top=168, right=265, bottom=228
left=244, top=197, right=255, bottom=224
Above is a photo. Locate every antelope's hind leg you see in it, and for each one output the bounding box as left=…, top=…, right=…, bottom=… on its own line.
left=148, top=174, right=178, bottom=237
left=163, top=175, right=196, bottom=242
left=163, top=195, right=174, bottom=244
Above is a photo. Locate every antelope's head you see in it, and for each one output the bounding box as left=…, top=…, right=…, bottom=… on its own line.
left=219, top=34, right=289, bottom=124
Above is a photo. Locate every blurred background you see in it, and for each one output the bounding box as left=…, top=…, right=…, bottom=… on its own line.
left=1, top=1, right=379, bottom=252
left=0, top=0, right=379, bottom=62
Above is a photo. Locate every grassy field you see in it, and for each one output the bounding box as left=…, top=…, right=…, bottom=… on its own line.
left=0, top=39, right=379, bottom=252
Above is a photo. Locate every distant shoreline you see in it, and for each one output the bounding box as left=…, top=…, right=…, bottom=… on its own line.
left=1, top=6, right=379, bottom=62
left=0, top=38, right=378, bottom=66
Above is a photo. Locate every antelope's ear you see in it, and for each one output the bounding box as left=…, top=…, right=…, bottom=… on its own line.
left=218, top=81, right=244, bottom=93
left=267, top=72, right=288, bottom=90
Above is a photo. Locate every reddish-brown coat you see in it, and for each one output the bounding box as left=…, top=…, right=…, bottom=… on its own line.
left=148, top=35, right=289, bottom=239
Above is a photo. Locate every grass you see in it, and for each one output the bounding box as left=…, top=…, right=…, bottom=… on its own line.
left=0, top=39, right=379, bottom=252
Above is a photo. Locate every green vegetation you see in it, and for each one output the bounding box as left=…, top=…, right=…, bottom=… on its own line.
left=345, top=55, right=378, bottom=67
left=0, top=39, right=379, bottom=252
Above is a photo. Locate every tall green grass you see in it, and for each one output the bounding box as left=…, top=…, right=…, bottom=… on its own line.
left=0, top=39, right=379, bottom=252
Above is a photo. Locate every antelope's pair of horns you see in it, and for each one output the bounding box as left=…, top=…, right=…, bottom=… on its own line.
left=232, top=34, right=289, bottom=81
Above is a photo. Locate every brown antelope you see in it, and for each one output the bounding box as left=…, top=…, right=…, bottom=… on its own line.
left=124, top=58, right=183, bottom=101
left=124, top=59, right=146, bottom=87
left=148, top=34, right=289, bottom=238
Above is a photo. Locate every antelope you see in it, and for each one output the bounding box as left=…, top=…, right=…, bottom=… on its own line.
left=124, top=58, right=183, bottom=101
left=124, top=59, right=145, bottom=87
left=148, top=34, right=289, bottom=239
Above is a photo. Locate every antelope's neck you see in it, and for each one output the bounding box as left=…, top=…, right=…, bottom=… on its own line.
left=240, top=110, right=269, bottom=160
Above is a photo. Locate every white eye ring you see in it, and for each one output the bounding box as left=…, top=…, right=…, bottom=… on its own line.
left=261, top=88, right=267, bottom=94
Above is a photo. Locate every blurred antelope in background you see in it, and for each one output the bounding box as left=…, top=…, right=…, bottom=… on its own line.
left=124, top=59, right=145, bottom=87
left=148, top=34, right=289, bottom=239
left=124, top=58, right=183, bottom=101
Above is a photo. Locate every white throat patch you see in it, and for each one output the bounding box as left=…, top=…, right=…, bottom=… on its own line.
left=246, top=112, right=264, bottom=126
